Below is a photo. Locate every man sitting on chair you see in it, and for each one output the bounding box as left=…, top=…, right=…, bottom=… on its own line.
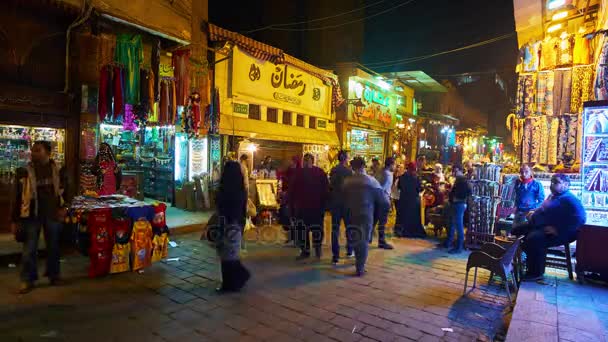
left=513, top=174, right=586, bottom=282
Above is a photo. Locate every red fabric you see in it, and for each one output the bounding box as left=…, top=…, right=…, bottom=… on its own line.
left=89, top=248, right=112, bottom=278
left=172, top=49, right=191, bottom=107
left=98, top=66, right=109, bottom=121
left=192, top=101, right=200, bottom=131
left=152, top=203, right=167, bottom=229
left=289, top=166, right=329, bottom=211
left=113, top=66, right=124, bottom=118
left=88, top=209, right=114, bottom=251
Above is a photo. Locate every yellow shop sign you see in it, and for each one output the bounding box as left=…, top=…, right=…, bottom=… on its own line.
left=232, top=47, right=331, bottom=119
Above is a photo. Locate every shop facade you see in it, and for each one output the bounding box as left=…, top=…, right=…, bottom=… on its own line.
left=211, top=25, right=343, bottom=175
left=334, top=64, right=413, bottom=164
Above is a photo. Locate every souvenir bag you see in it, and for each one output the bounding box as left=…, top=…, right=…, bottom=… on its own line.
left=89, top=249, right=113, bottom=278
left=131, top=219, right=153, bottom=271
left=88, top=209, right=113, bottom=251
left=110, top=216, right=132, bottom=274
left=151, top=233, right=169, bottom=263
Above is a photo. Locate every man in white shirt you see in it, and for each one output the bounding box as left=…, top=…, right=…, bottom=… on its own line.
left=372, top=157, right=395, bottom=249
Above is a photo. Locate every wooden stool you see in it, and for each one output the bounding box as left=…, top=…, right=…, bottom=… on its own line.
left=546, top=242, right=574, bottom=280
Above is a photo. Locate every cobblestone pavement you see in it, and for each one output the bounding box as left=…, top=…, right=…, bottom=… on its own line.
left=0, top=229, right=511, bottom=342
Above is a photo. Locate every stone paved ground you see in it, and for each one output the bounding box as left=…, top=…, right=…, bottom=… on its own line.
left=0, top=229, right=512, bottom=342
left=506, top=272, right=608, bottom=342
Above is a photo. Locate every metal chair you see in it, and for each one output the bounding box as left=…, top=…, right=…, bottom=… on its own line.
left=463, top=238, right=521, bottom=302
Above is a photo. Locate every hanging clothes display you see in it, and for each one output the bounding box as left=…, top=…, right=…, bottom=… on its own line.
left=516, top=73, right=536, bottom=117
left=536, top=71, right=554, bottom=115
left=115, top=34, right=143, bottom=105
left=571, top=65, right=594, bottom=114
left=553, top=68, right=572, bottom=116
left=539, top=116, right=549, bottom=164
left=529, top=117, right=542, bottom=164
left=159, top=80, right=169, bottom=124
left=556, top=34, right=574, bottom=67
left=573, top=34, right=592, bottom=65
left=152, top=40, right=161, bottom=102
left=98, top=65, right=111, bottom=122
left=595, top=35, right=608, bottom=100
left=540, top=37, right=558, bottom=70
left=522, top=119, right=533, bottom=163
left=548, top=117, right=560, bottom=165
left=172, top=49, right=191, bottom=107
left=522, top=42, right=540, bottom=72
left=112, top=66, right=124, bottom=119
left=557, top=114, right=579, bottom=160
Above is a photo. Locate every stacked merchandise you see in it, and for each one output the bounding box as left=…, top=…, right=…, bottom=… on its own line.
left=467, top=164, right=502, bottom=248
left=68, top=195, right=170, bottom=277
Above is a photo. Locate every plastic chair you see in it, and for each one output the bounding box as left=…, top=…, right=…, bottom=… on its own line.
left=463, top=238, right=521, bottom=302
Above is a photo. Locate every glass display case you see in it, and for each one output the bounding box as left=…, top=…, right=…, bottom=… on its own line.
left=580, top=102, right=608, bottom=227
left=347, top=128, right=385, bottom=162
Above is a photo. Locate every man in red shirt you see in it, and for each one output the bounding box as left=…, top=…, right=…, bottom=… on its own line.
left=289, top=153, right=329, bottom=260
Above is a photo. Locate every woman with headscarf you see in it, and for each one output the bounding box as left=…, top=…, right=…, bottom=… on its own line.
left=395, top=162, right=426, bottom=238
left=215, top=161, right=250, bottom=292
left=94, top=143, right=122, bottom=196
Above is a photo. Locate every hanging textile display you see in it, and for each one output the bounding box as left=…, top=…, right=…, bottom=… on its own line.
left=522, top=118, right=533, bottom=163
left=539, top=116, right=549, bottom=164
left=98, top=65, right=112, bottom=122
left=152, top=40, right=161, bottom=102
left=571, top=65, right=594, bottom=113
left=522, top=41, right=540, bottom=72
left=172, top=49, right=191, bottom=107
left=540, top=37, right=558, bottom=70
left=516, top=73, right=536, bottom=117
left=595, top=34, right=608, bottom=100
left=529, top=117, right=542, bottom=164
left=183, top=92, right=201, bottom=137
left=553, top=68, right=572, bottom=116
left=536, top=71, right=554, bottom=115
left=115, top=34, right=143, bottom=105
left=548, top=117, right=560, bottom=165
left=112, top=66, right=124, bottom=120
left=556, top=34, right=574, bottom=67
left=123, top=104, right=137, bottom=131
left=557, top=114, right=579, bottom=161
left=506, top=114, right=525, bottom=149
left=573, top=34, right=593, bottom=65
left=565, top=114, right=578, bottom=157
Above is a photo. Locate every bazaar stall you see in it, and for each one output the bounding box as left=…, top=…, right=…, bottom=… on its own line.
left=68, top=195, right=169, bottom=277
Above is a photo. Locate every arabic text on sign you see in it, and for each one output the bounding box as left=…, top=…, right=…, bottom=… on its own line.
left=273, top=92, right=302, bottom=105
left=271, top=65, right=307, bottom=96
left=233, top=103, right=249, bottom=115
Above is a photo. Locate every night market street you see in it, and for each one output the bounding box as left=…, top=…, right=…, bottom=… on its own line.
left=0, top=230, right=510, bottom=342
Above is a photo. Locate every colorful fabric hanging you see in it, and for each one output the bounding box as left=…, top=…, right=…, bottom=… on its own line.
left=112, top=66, right=124, bottom=119
left=98, top=65, right=111, bottom=122
left=523, top=42, right=540, bottom=72
left=529, top=117, right=541, bottom=164
left=171, top=80, right=177, bottom=124
left=152, top=40, right=161, bottom=102
left=140, top=69, right=151, bottom=114
left=540, top=37, right=557, bottom=70
left=172, top=49, right=191, bottom=107
left=516, top=74, right=536, bottom=117
left=115, top=34, right=143, bottom=104
left=536, top=71, right=554, bottom=115
left=547, top=117, right=560, bottom=165
left=573, top=35, right=592, bottom=65
left=159, top=80, right=169, bottom=124
left=565, top=114, right=578, bottom=157
left=123, top=104, right=137, bottom=131
left=522, top=119, right=533, bottom=163
left=571, top=65, right=594, bottom=114
left=553, top=68, right=572, bottom=116
left=539, top=116, right=549, bottom=164
left=595, top=35, right=608, bottom=100
left=556, top=34, right=574, bottom=67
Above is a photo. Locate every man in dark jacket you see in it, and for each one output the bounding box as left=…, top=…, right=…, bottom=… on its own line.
left=290, top=153, right=329, bottom=260
left=515, top=174, right=586, bottom=281
left=329, top=150, right=353, bottom=264
left=10, top=141, right=65, bottom=293
left=445, top=165, right=472, bottom=254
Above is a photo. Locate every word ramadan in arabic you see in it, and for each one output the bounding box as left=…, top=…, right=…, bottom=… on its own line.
left=271, top=65, right=306, bottom=96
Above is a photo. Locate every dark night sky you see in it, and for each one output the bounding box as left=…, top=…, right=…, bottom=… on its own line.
left=210, top=0, right=519, bottom=77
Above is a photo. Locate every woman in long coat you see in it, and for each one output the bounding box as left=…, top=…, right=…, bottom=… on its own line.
left=215, top=161, right=250, bottom=292
left=396, top=163, right=427, bottom=238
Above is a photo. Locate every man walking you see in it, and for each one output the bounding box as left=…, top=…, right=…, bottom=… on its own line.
left=10, top=141, right=65, bottom=293
left=329, top=150, right=353, bottom=264
left=372, top=157, right=395, bottom=249
left=290, top=153, right=329, bottom=260
left=343, top=157, right=390, bottom=276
